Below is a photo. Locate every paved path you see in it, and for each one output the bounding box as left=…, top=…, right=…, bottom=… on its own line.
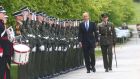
left=52, top=31, right=140, bottom=79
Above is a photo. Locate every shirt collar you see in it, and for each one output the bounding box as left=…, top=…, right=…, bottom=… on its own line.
left=84, top=20, right=89, bottom=26
left=85, top=20, right=89, bottom=23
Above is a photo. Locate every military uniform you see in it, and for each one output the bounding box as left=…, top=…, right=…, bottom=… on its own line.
left=0, top=20, right=13, bottom=79
left=13, top=7, right=85, bottom=78
left=0, top=6, right=14, bottom=79
left=97, top=20, right=116, bottom=72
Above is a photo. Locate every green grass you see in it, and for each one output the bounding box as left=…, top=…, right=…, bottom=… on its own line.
left=130, top=2, right=140, bottom=24
left=11, top=65, right=18, bottom=79
left=95, top=50, right=102, bottom=57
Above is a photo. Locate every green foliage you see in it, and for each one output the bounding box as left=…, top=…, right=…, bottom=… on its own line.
left=11, top=65, right=18, bottom=79
left=0, top=0, right=135, bottom=26
left=134, top=0, right=140, bottom=2
left=130, top=2, right=140, bottom=24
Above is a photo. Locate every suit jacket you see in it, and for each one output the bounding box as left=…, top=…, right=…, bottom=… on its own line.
left=78, top=21, right=98, bottom=48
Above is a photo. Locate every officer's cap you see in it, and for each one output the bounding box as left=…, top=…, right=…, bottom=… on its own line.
left=0, top=6, right=6, bottom=13
left=36, top=12, right=44, bottom=16
left=29, top=9, right=36, bottom=14
left=20, top=6, right=30, bottom=12
left=43, top=12, right=47, bottom=16
left=101, top=13, right=109, bottom=18
left=13, top=11, right=22, bottom=16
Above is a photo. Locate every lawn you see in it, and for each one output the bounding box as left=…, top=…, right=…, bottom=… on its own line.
left=11, top=65, right=18, bottom=79
left=95, top=49, right=102, bottom=57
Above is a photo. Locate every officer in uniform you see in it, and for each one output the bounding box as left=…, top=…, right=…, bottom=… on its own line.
left=97, top=13, right=116, bottom=72
left=15, top=6, right=30, bottom=79
left=13, top=11, right=23, bottom=43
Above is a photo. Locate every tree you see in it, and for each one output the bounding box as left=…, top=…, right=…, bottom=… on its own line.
left=0, top=0, right=135, bottom=26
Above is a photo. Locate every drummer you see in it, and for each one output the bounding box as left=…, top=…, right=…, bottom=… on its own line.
left=0, top=6, right=14, bottom=79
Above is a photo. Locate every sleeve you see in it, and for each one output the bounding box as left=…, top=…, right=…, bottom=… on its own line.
left=78, top=23, right=82, bottom=42
left=93, top=22, right=99, bottom=42
left=21, top=18, right=28, bottom=33
left=22, top=18, right=29, bottom=29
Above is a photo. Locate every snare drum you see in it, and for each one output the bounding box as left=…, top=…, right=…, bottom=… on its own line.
left=13, top=44, right=30, bottom=64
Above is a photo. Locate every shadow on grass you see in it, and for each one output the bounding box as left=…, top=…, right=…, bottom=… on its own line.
left=11, top=65, right=18, bottom=79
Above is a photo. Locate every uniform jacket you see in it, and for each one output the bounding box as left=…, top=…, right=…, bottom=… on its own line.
left=97, top=21, right=116, bottom=45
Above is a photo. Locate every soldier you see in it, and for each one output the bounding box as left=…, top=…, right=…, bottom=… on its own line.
left=16, top=6, right=30, bottom=79
left=37, top=12, right=47, bottom=78
left=121, top=23, right=128, bottom=29
left=136, top=24, right=140, bottom=38
left=13, top=11, right=23, bottom=43
left=97, top=13, right=116, bottom=72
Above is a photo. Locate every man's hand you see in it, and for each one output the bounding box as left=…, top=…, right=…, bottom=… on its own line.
left=7, top=63, right=10, bottom=70
left=31, top=13, right=34, bottom=20
left=3, top=18, right=7, bottom=24
left=22, top=11, right=29, bottom=21
left=113, top=40, right=116, bottom=46
left=79, top=42, right=82, bottom=48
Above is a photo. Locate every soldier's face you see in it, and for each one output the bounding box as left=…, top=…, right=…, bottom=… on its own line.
left=43, top=17, right=46, bottom=22
left=102, top=17, right=108, bottom=22
left=29, top=14, right=32, bottom=20
left=0, top=12, right=5, bottom=20
left=37, top=16, right=43, bottom=22
left=16, top=16, right=23, bottom=21
left=40, top=16, right=43, bottom=19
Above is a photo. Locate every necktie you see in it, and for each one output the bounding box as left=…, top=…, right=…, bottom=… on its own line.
left=85, top=22, right=88, bottom=31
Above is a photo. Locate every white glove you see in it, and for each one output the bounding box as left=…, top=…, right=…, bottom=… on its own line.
left=32, top=47, right=36, bottom=52
left=39, top=45, right=45, bottom=51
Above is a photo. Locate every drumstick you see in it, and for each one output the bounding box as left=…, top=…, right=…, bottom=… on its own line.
left=1, top=26, right=12, bottom=37
left=1, top=29, right=6, bottom=37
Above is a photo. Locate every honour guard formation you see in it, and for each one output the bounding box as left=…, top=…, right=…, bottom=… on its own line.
left=0, top=5, right=133, bottom=79
left=0, top=0, right=138, bottom=79
left=0, top=6, right=84, bottom=79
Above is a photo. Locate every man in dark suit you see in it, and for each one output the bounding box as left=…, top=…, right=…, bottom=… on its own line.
left=78, top=12, right=98, bottom=73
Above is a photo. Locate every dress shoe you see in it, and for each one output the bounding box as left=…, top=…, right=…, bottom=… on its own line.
left=92, top=67, right=96, bottom=72
left=109, top=68, right=112, bottom=71
left=87, top=70, right=90, bottom=73
left=105, top=69, right=109, bottom=72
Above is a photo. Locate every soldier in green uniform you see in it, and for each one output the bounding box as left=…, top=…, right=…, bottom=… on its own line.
left=13, top=6, right=31, bottom=79
left=97, top=13, right=116, bottom=72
